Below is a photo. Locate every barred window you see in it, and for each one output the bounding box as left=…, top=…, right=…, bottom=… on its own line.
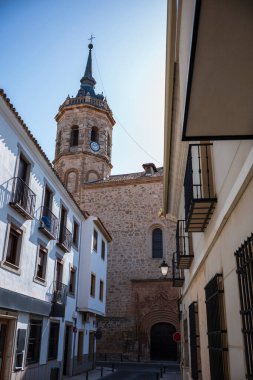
left=26, top=319, right=42, bottom=365
left=189, top=302, right=202, bottom=380
left=48, top=322, right=59, bottom=361
left=235, top=234, right=253, bottom=379
left=152, top=228, right=163, bottom=258
left=205, top=274, right=229, bottom=380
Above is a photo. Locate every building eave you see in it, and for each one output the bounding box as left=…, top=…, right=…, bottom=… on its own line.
left=163, top=0, right=177, bottom=215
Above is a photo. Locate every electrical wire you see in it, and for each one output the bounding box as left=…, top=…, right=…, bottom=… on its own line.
left=93, top=48, right=163, bottom=166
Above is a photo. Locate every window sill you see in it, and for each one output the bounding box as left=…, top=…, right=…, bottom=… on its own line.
left=33, top=276, right=47, bottom=287
left=0, top=261, right=21, bottom=275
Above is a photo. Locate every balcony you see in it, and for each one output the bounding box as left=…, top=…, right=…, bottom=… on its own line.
left=176, top=220, right=194, bottom=269
left=50, top=281, right=67, bottom=318
left=184, top=144, right=217, bottom=232
left=57, top=225, right=72, bottom=252
left=9, top=177, right=36, bottom=219
left=39, top=206, right=58, bottom=240
left=172, top=252, right=184, bottom=288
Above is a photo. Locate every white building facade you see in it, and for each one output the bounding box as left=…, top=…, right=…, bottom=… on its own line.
left=0, top=90, right=111, bottom=380
left=163, top=1, right=253, bottom=380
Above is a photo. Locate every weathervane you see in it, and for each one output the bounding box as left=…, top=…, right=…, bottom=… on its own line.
left=88, top=34, right=95, bottom=44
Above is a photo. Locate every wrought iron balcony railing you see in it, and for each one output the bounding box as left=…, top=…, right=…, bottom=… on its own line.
left=57, top=225, right=72, bottom=252
left=9, top=177, right=36, bottom=219
left=172, top=252, right=184, bottom=287
left=39, top=206, right=58, bottom=239
left=184, top=144, right=217, bottom=232
left=176, top=220, right=194, bottom=269
left=51, top=281, right=68, bottom=304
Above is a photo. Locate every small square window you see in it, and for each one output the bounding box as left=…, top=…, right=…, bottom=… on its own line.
left=99, top=280, right=104, bottom=302
left=101, top=240, right=105, bottom=260
left=5, top=224, right=22, bottom=269
left=93, top=230, right=98, bottom=252
left=90, top=274, right=96, bottom=297
left=72, top=221, right=79, bottom=247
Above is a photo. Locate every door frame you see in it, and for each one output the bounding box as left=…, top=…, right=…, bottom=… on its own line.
left=0, top=316, right=16, bottom=380
left=62, top=322, right=73, bottom=376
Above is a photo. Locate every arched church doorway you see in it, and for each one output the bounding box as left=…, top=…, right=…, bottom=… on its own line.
left=150, top=323, right=177, bottom=361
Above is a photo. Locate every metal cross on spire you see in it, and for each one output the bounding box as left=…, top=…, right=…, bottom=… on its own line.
left=88, top=34, right=95, bottom=44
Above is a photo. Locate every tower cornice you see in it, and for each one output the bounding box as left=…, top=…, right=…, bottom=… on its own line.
left=55, top=100, right=115, bottom=126
left=53, top=150, right=113, bottom=169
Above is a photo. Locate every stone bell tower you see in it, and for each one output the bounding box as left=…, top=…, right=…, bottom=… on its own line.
left=54, top=42, right=115, bottom=199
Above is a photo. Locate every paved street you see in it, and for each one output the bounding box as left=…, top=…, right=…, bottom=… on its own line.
left=66, top=362, right=181, bottom=380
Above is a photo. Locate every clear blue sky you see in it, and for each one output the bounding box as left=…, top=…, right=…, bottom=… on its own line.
left=0, top=0, right=167, bottom=174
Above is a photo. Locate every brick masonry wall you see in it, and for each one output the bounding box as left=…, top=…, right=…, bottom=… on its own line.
left=80, top=177, right=179, bottom=356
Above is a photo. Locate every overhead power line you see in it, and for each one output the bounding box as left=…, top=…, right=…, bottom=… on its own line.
left=93, top=48, right=163, bottom=166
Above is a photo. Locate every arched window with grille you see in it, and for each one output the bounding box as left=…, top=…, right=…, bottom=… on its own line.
left=70, top=126, right=79, bottom=147
left=91, top=127, right=99, bottom=143
left=152, top=228, right=163, bottom=258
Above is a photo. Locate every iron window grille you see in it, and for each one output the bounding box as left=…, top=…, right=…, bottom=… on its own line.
left=176, top=220, right=194, bottom=269
left=189, top=302, right=202, bottom=380
left=9, top=177, right=36, bottom=219
left=58, top=225, right=72, bottom=252
left=184, top=144, right=217, bottom=232
left=52, top=281, right=68, bottom=304
left=205, top=274, right=229, bottom=380
left=26, top=319, right=42, bottom=365
left=235, top=234, right=253, bottom=379
left=172, top=252, right=184, bottom=287
left=48, top=322, right=60, bottom=361
left=39, top=206, right=58, bottom=239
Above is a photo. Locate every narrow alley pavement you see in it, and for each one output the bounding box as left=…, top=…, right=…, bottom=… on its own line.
left=66, top=362, right=181, bottom=380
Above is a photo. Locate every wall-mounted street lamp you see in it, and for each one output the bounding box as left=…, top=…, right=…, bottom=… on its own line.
left=159, top=260, right=169, bottom=278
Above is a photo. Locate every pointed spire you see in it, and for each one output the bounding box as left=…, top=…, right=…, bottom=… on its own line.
left=81, top=43, right=96, bottom=87
left=76, top=37, right=104, bottom=101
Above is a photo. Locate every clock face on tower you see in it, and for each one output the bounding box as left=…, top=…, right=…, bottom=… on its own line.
left=90, top=141, right=100, bottom=152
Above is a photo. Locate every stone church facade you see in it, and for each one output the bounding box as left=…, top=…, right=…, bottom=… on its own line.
left=54, top=43, right=179, bottom=360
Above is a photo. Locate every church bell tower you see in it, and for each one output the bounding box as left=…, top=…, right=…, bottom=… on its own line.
left=54, top=41, right=115, bottom=196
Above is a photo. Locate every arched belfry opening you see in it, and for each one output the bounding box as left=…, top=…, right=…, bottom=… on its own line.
left=91, top=127, right=99, bottom=143
left=150, top=323, right=177, bottom=361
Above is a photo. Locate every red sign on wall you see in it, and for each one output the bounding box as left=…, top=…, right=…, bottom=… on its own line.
left=173, top=332, right=181, bottom=343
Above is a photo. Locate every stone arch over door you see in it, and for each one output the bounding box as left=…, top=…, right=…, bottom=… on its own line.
left=64, top=169, right=78, bottom=193
left=150, top=322, right=177, bottom=361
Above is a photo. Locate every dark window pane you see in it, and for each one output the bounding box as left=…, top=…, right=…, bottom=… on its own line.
left=90, top=274, right=96, bottom=297
left=93, top=230, right=98, bottom=251
left=73, top=222, right=79, bottom=246
left=26, top=319, right=42, bottom=365
left=69, top=269, right=76, bottom=294
left=70, top=127, right=79, bottom=147
left=91, top=128, right=98, bottom=142
left=152, top=228, right=163, bottom=258
left=101, top=240, right=105, bottom=260
left=48, top=322, right=59, bottom=360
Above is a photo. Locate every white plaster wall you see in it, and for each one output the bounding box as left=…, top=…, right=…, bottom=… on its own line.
left=77, top=216, right=107, bottom=316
